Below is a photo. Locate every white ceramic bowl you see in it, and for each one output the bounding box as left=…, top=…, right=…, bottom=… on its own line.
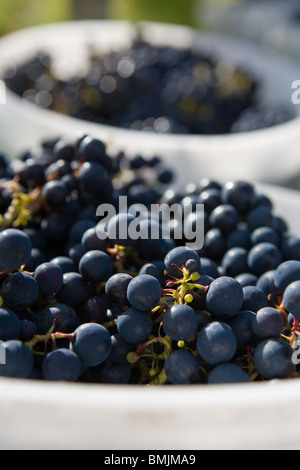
left=0, top=20, right=300, bottom=184
left=0, top=181, right=300, bottom=451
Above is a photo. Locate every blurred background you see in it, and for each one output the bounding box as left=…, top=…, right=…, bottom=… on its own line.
left=0, top=0, right=299, bottom=188
left=0, top=0, right=234, bottom=36
left=1, top=0, right=299, bottom=61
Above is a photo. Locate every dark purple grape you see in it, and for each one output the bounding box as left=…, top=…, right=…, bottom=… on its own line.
left=0, top=307, right=21, bottom=341
left=41, top=180, right=68, bottom=208
left=56, top=272, right=90, bottom=308
left=196, top=321, right=237, bottom=365
left=0, top=340, right=33, bottom=378
left=126, top=274, right=162, bottom=311
left=164, top=246, right=201, bottom=278
left=274, top=260, right=300, bottom=293
left=252, top=307, right=285, bottom=339
left=220, top=181, right=256, bottom=214
left=105, top=273, right=133, bottom=308
left=72, top=323, right=112, bottom=368
left=253, top=338, right=295, bottom=379
left=205, top=276, right=244, bottom=318
left=0, top=272, right=39, bottom=310
left=162, top=304, right=198, bottom=342
left=33, top=262, right=63, bottom=295
left=247, top=242, right=283, bottom=276
left=164, top=349, right=201, bottom=385
left=283, top=280, right=300, bottom=319
left=79, top=250, right=113, bottom=283
left=117, top=307, right=153, bottom=343
left=208, top=363, right=250, bottom=384
left=42, top=348, right=82, bottom=381
left=0, top=228, right=32, bottom=272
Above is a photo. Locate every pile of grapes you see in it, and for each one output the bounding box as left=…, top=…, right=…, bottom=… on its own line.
left=0, top=134, right=300, bottom=385
left=2, top=37, right=294, bottom=134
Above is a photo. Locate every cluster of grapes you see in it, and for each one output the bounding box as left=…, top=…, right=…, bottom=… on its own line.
left=2, top=37, right=294, bottom=135
left=0, top=134, right=300, bottom=385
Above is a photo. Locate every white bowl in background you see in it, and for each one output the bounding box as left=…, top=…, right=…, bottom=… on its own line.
left=0, top=20, right=299, bottom=185
left=0, top=181, right=299, bottom=450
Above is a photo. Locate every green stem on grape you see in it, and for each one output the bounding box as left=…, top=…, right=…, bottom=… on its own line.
left=148, top=367, right=168, bottom=385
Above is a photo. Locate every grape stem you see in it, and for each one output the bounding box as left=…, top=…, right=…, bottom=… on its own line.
left=25, top=323, right=76, bottom=354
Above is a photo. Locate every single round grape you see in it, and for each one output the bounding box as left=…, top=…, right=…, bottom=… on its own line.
left=107, top=213, right=138, bottom=247
left=198, top=188, right=221, bottom=214
left=246, top=207, right=274, bottom=232
left=220, top=181, right=256, bottom=214
left=53, top=138, right=75, bottom=161
left=205, top=276, right=244, bottom=318
left=226, top=225, right=251, bottom=250
left=0, top=272, right=39, bottom=310
left=208, top=363, right=250, bottom=384
left=105, top=273, right=133, bottom=308
left=48, top=303, right=79, bottom=333
left=283, top=280, right=300, bottom=319
left=253, top=338, right=295, bottom=379
left=41, top=180, right=68, bottom=208
left=162, top=304, right=198, bottom=341
left=274, top=260, right=300, bottom=293
left=81, top=226, right=107, bottom=252
left=34, top=262, right=64, bottom=295
left=69, top=219, right=96, bottom=245
left=250, top=226, right=281, bottom=247
left=78, top=136, right=112, bottom=172
left=50, top=256, right=76, bottom=274
left=164, top=246, right=201, bottom=278
left=42, top=348, right=82, bottom=382
left=126, top=274, right=162, bottom=311
left=109, top=334, right=134, bottom=364
left=199, top=257, right=219, bottom=279
left=0, top=228, right=32, bottom=272
left=72, top=323, right=112, bottom=368
left=19, top=319, right=38, bottom=342
left=228, top=310, right=257, bottom=353
left=117, top=307, right=153, bottom=343
left=209, top=204, right=240, bottom=234
left=196, top=321, right=237, bottom=365
left=256, top=270, right=279, bottom=297
left=164, top=349, right=200, bottom=385
left=247, top=242, right=283, bottom=276
left=204, top=228, right=227, bottom=260
left=0, top=307, right=21, bottom=341
left=0, top=340, right=33, bottom=378
left=241, top=285, right=268, bottom=313
left=221, top=247, right=248, bottom=278
left=78, top=162, right=109, bottom=194
left=252, top=307, right=285, bottom=339
left=139, top=260, right=167, bottom=286
left=56, top=272, right=90, bottom=307
left=68, top=243, right=86, bottom=266
left=79, top=250, right=113, bottom=283
left=235, top=273, right=258, bottom=287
